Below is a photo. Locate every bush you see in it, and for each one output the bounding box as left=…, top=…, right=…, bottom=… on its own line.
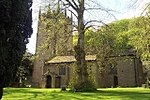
left=61, top=86, right=67, bottom=91
left=71, top=80, right=96, bottom=92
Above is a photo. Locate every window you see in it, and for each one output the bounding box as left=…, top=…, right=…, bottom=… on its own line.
left=59, top=67, right=66, bottom=75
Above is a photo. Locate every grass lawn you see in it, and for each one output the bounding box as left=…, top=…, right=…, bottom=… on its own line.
left=2, top=88, right=150, bottom=100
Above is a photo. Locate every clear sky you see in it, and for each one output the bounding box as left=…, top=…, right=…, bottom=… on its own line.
left=27, top=0, right=150, bottom=54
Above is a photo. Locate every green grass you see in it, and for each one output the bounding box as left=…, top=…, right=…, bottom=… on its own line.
left=2, top=88, right=150, bottom=100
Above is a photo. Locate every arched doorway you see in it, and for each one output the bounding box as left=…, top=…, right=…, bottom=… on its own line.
left=46, top=75, right=52, bottom=88
left=114, top=76, right=118, bottom=87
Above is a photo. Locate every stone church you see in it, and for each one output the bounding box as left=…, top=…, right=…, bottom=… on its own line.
left=32, top=5, right=144, bottom=88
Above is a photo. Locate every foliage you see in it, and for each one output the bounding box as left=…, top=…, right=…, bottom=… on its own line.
left=79, top=17, right=150, bottom=63
left=0, top=0, right=32, bottom=99
left=110, top=17, right=150, bottom=61
left=16, top=52, right=33, bottom=84
left=69, top=62, right=96, bottom=92
left=72, top=80, right=96, bottom=92
left=127, top=17, right=150, bottom=61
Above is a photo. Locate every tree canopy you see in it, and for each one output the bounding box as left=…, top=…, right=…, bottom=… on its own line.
left=74, top=16, right=150, bottom=64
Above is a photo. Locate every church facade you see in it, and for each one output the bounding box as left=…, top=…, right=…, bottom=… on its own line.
left=32, top=5, right=144, bottom=88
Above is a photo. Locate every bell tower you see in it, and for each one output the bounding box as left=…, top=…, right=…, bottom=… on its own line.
left=32, top=3, right=73, bottom=87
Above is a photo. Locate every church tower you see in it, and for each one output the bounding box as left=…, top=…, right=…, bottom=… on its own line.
left=32, top=3, right=73, bottom=87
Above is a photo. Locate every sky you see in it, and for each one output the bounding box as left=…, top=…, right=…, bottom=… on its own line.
left=26, top=0, right=150, bottom=54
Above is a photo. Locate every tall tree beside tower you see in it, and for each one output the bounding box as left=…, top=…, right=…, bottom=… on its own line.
left=72, top=0, right=94, bottom=91
left=62, top=0, right=96, bottom=91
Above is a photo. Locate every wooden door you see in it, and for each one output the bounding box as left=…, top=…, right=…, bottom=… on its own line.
left=114, top=76, right=118, bottom=87
left=55, top=76, right=61, bottom=88
left=46, top=75, right=52, bottom=88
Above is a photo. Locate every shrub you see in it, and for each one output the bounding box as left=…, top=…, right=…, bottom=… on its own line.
left=71, top=80, right=96, bottom=92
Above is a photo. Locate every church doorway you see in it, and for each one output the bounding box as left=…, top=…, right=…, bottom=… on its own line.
left=46, top=75, right=52, bottom=88
left=55, top=76, right=61, bottom=88
left=114, top=76, right=118, bottom=87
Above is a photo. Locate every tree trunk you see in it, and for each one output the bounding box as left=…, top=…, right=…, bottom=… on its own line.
left=77, top=0, right=87, bottom=81
left=0, top=87, right=3, bottom=100
left=73, top=0, right=96, bottom=91
left=0, top=74, right=4, bottom=100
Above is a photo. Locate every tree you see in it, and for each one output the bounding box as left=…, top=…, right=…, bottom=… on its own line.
left=59, top=0, right=116, bottom=92
left=127, top=16, right=150, bottom=61
left=16, top=52, right=33, bottom=85
left=0, top=0, right=32, bottom=99
left=81, top=16, right=150, bottom=63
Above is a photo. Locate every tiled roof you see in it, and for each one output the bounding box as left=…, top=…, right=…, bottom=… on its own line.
left=46, top=55, right=96, bottom=64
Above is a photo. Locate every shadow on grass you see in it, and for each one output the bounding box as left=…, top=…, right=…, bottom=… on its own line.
left=77, top=89, right=150, bottom=100
left=3, top=88, right=150, bottom=100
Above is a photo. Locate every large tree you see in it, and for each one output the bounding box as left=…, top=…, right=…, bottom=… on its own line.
left=43, top=0, right=115, bottom=91
left=0, top=0, right=32, bottom=99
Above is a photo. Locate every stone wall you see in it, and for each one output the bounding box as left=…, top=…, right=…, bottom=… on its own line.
left=117, top=57, right=143, bottom=87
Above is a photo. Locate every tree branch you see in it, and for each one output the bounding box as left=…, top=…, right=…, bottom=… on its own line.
left=71, top=0, right=79, bottom=9
left=85, top=7, right=115, bottom=12
left=140, top=3, right=150, bottom=16
left=84, top=25, right=98, bottom=31
left=68, top=9, right=78, bottom=18
left=65, top=0, right=78, bottom=11
left=84, top=20, right=107, bottom=27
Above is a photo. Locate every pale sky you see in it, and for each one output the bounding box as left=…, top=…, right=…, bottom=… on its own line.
left=27, top=0, right=150, bottom=54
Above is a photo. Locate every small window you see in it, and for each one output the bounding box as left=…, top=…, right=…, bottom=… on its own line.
left=59, top=67, right=66, bottom=75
